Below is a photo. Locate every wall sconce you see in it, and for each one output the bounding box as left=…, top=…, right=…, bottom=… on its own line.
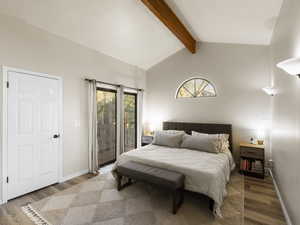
left=277, top=57, right=300, bottom=78
left=262, top=87, right=277, bottom=96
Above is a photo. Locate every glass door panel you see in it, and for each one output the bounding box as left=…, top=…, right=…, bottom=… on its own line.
left=124, top=92, right=137, bottom=152
left=97, top=88, right=117, bottom=167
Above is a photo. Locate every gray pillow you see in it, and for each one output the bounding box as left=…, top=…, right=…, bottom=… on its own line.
left=181, top=134, right=219, bottom=154
left=164, top=130, right=186, bottom=135
left=152, top=131, right=184, bottom=148
left=191, top=131, right=208, bottom=137
left=192, top=131, right=230, bottom=153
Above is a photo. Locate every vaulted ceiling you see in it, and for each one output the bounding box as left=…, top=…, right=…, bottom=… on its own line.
left=0, top=0, right=283, bottom=70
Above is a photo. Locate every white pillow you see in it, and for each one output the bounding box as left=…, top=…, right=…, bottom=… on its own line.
left=181, top=134, right=219, bottom=153
left=152, top=131, right=184, bottom=148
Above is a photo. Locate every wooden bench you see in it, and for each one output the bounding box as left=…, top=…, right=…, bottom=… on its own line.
left=116, top=161, right=185, bottom=214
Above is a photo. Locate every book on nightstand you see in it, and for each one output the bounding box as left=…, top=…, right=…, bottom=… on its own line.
left=239, top=142, right=265, bottom=179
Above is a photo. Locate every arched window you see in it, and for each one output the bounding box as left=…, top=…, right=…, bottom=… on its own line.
left=176, top=77, right=216, bottom=98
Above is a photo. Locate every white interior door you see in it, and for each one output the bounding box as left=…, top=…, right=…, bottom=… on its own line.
left=7, top=71, right=61, bottom=200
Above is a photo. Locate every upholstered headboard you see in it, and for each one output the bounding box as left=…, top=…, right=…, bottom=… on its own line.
left=163, top=121, right=233, bottom=152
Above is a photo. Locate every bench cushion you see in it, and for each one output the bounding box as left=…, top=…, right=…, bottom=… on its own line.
left=117, top=161, right=184, bottom=190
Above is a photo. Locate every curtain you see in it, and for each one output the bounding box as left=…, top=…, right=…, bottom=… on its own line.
left=137, top=90, right=144, bottom=148
left=117, top=85, right=125, bottom=157
left=88, top=80, right=99, bottom=173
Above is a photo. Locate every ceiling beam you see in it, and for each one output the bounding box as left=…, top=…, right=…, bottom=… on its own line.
left=141, top=0, right=196, bottom=53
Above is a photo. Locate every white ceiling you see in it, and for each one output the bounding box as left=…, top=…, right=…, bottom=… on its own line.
left=0, top=0, right=283, bottom=70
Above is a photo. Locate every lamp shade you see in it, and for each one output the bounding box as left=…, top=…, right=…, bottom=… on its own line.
left=277, top=57, right=300, bottom=76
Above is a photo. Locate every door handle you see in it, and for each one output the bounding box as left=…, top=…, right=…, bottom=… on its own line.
left=53, top=134, right=60, bottom=139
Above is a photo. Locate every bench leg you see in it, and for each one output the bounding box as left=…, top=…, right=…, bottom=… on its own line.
left=172, top=191, right=178, bottom=214
left=179, top=188, right=184, bottom=206
left=117, top=174, right=134, bottom=191
left=128, top=178, right=133, bottom=185
left=209, top=199, right=214, bottom=211
left=117, top=173, right=122, bottom=191
left=172, top=189, right=184, bottom=214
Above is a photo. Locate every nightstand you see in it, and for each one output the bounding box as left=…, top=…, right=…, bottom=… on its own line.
left=141, top=136, right=153, bottom=146
left=240, top=142, right=265, bottom=179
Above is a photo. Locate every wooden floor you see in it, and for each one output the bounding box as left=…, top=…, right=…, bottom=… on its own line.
left=244, top=176, right=286, bottom=225
left=0, top=173, right=94, bottom=225
left=0, top=173, right=286, bottom=225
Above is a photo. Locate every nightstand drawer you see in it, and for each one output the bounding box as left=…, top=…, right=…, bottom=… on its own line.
left=241, top=147, right=264, bottom=159
left=141, top=136, right=153, bottom=146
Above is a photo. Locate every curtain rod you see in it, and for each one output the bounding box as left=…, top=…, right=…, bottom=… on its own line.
left=85, top=78, right=144, bottom=92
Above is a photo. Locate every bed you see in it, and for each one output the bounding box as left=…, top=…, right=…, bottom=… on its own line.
left=113, top=122, right=235, bottom=217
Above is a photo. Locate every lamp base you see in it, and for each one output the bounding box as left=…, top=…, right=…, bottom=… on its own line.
left=257, top=140, right=264, bottom=145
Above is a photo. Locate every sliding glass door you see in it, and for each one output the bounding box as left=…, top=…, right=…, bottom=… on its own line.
left=97, top=88, right=117, bottom=167
left=96, top=88, right=138, bottom=168
left=124, top=92, right=137, bottom=152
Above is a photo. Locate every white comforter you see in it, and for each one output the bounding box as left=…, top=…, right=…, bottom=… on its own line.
left=113, top=144, right=235, bottom=217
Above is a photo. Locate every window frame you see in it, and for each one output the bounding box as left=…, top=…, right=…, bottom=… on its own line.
left=175, top=77, right=217, bottom=99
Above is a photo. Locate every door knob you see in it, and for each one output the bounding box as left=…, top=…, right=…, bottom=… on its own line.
left=53, top=134, right=60, bottom=139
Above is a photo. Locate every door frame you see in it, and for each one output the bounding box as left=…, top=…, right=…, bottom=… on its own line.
left=1, top=66, right=64, bottom=204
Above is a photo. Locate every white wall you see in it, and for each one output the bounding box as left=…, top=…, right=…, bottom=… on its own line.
left=0, top=12, right=146, bottom=198
left=146, top=42, right=272, bottom=160
left=270, top=0, right=300, bottom=224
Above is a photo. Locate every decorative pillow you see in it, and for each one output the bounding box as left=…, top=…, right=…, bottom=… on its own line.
left=192, top=131, right=230, bottom=153
left=222, top=140, right=230, bottom=152
left=181, top=134, right=219, bottom=153
left=152, top=131, right=184, bottom=148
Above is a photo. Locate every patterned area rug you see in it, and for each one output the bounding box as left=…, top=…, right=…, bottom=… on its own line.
left=22, top=171, right=243, bottom=225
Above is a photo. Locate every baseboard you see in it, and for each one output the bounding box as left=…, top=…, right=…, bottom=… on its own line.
left=59, top=169, right=89, bottom=183
left=268, top=168, right=293, bottom=225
